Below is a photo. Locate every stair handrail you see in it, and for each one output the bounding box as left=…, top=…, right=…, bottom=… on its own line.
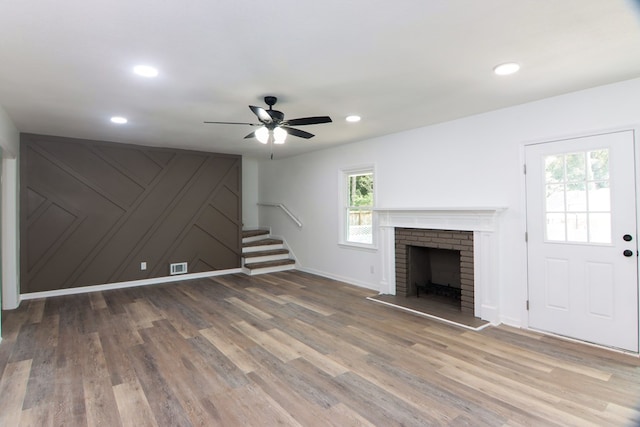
left=257, top=203, right=303, bottom=228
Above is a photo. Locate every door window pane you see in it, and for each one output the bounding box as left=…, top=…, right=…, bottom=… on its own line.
left=566, top=213, right=588, bottom=242
left=565, top=152, right=586, bottom=182
left=566, top=183, right=586, bottom=212
left=588, top=182, right=610, bottom=211
left=545, top=155, right=564, bottom=183
left=589, top=213, right=612, bottom=244
left=545, top=184, right=565, bottom=212
left=546, top=213, right=566, bottom=241
left=543, top=149, right=611, bottom=244
left=588, top=149, right=609, bottom=180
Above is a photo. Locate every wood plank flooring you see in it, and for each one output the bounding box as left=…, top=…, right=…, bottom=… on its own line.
left=1, top=271, right=639, bottom=426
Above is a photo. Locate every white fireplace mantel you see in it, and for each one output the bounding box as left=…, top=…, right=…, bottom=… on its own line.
left=375, top=207, right=505, bottom=232
left=375, top=207, right=506, bottom=324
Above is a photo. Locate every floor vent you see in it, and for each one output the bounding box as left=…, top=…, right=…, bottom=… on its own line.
left=170, top=262, right=188, bottom=275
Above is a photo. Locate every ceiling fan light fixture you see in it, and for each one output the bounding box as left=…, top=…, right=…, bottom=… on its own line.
left=274, top=127, right=287, bottom=144
left=205, top=96, right=331, bottom=149
left=255, top=126, right=269, bottom=144
left=346, top=115, right=361, bottom=123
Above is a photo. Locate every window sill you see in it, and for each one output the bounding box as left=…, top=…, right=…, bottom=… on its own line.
left=338, top=241, right=378, bottom=252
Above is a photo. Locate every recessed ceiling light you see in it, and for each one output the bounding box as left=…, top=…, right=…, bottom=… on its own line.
left=346, top=115, right=361, bottom=122
left=493, top=62, right=520, bottom=76
left=110, top=116, right=128, bottom=124
left=133, top=65, right=159, bottom=78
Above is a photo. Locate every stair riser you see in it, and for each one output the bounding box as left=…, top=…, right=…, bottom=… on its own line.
left=241, top=229, right=295, bottom=276
left=242, top=234, right=270, bottom=244
left=243, top=244, right=284, bottom=253
left=244, top=264, right=296, bottom=275
left=243, top=254, right=291, bottom=264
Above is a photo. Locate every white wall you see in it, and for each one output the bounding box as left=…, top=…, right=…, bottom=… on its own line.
left=0, top=106, right=18, bottom=157
left=258, top=77, right=640, bottom=327
left=0, top=105, right=20, bottom=317
left=242, top=157, right=260, bottom=228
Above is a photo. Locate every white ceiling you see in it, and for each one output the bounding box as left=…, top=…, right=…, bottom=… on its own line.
left=1, top=0, right=640, bottom=159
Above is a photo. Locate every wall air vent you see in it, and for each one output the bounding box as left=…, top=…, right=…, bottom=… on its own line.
left=170, top=262, right=188, bottom=275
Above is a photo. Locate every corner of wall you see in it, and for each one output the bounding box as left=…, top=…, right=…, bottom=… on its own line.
left=0, top=105, right=20, bottom=311
left=0, top=104, right=19, bottom=158
left=242, top=156, right=260, bottom=228
left=2, top=156, right=20, bottom=310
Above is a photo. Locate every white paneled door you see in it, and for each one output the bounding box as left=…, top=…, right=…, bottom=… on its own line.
left=525, top=130, right=638, bottom=352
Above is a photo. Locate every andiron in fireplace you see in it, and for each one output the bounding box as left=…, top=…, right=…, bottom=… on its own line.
left=416, top=280, right=461, bottom=300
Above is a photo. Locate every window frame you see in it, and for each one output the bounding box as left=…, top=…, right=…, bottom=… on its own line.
left=338, top=165, right=377, bottom=250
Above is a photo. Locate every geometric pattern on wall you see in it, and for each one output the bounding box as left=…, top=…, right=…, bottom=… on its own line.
left=21, top=133, right=242, bottom=293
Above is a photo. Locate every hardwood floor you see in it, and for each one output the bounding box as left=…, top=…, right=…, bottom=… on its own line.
left=1, top=271, right=639, bottom=426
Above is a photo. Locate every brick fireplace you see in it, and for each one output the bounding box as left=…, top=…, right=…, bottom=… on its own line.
left=376, top=208, right=504, bottom=323
left=395, top=228, right=474, bottom=313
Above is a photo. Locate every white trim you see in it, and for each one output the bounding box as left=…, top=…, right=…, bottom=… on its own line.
left=376, top=207, right=504, bottom=232
left=297, top=265, right=380, bottom=292
left=376, top=207, right=506, bottom=324
left=366, top=296, right=492, bottom=332
left=526, top=326, right=640, bottom=356
left=339, top=165, right=377, bottom=249
left=337, top=242, right=378, bottom=252
left=20, top=268, right=242, bottom=300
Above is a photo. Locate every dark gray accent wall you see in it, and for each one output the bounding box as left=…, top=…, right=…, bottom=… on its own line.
left=21, top=133, right=242, bottom=293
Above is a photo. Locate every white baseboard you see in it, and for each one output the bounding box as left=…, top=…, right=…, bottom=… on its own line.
left=20, top=268, right=243, bottom=301
left=296, top=266, right=380, bottom=292
left=499, top=314, right=523, bottom=328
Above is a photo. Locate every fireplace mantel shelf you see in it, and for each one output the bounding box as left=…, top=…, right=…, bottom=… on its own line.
left=375, top=207, right=506, bottom=233
left=374, top=207, right=507, bottom=212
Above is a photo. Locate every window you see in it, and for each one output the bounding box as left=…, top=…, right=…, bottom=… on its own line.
left=544, top=149, right=611, bottom=244
left=341, top=168, right=374, bottom=246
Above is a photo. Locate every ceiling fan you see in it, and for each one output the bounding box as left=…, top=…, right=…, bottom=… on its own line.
left=204, top=96, right=332, bottom=146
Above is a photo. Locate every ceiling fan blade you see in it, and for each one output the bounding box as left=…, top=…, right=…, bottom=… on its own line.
left=204, top=121, right=261, bottom=126
left=285, top=116, right=332, bottom=126
left=281, top=126, right=315, bottom=139
left=244, top=131, right=256, bottom=139
left=249, top=105, right=273, bottom=124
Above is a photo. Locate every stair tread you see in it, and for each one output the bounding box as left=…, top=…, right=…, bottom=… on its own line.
left=241, top=231, right=294, bottom=273
left=243, top=238, right=283, bottom=247
left=242, top=229, right=270, bottom=238
left=243, top=249, right=290, bottom=258
left=244, top=259, right=296, bottom=269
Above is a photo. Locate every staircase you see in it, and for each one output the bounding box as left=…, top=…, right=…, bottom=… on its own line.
left=242, top=229, right=296, bottom=275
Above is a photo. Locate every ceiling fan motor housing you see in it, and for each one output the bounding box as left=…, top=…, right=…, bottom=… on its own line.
left=264, top=96, right=278, bottom=107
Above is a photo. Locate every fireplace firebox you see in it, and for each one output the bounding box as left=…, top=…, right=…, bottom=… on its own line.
left=395, top=228, right=474, bottom=313
left=409, top=246, right=461, bottom=302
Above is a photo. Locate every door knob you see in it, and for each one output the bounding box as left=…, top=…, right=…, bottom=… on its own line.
left=623, top=234, right=633, bottom=242
left=623, top=249, right=634, bottom=257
